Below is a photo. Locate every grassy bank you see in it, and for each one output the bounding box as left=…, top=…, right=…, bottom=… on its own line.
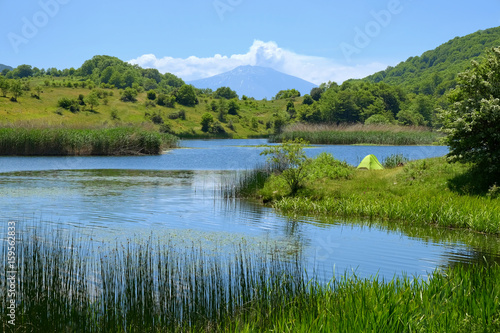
left=1, top=224, right=499, bottom=332
left=0, top=127, right=178, bottom=155
left=271, top=123, right=443, bottom=145
left=234, top=153, right=500, bottom=234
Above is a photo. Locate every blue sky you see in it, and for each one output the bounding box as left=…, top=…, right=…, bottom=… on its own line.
left=1, top=0, right=499, bottom=84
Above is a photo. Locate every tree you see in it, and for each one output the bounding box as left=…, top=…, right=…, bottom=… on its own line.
left=214, top=86, right=238, bottom=100
left=260, top=139, right=311, bottom=195
left=439, top=47, right=500, bottom=175
left=0, top=78, right=9, bottom=97
left=85, top=91, right=100, bottom=111
left=12, top=64, right=33, bottom=78
left=227, top=99, right=240, bottom=115
left=201, top=112, right=214, bottom=132
left=217, top=99, right=227, bottom=122
left=310, top=87, right=323, bottom=101
left=302, top=94, right=314, bottom=105
left=9, top=80, right=23, bottom=101
left=176, top=84, right=197, bottom=106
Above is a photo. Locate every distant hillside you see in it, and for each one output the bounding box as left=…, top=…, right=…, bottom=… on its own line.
left=0, top=64, right=13, bottom=72
left=363, top=26, right=500, bottom=95
left=188, top=65, right=317, bottom=100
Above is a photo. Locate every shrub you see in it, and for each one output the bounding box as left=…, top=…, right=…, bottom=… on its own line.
left=201, top=112, right=214, bottom=132
left=57, top=97, right=76, bottom=110
left=209, top=121, right=226, bottom=134
left=306, top=152, right=353, bottom=180
left=260, top=138, right=310, bottom=194
left=147, top=90, right=156, bottom=100
left=120, top=87, right=138, bottom=102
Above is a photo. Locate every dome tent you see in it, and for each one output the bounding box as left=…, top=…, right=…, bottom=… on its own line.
left=357, top=154, right=384, bottom=170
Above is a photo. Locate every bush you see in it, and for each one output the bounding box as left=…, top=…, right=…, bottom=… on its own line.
left=306, top=152, right=353, bottom=180
left=151, top=113, right=164, bottom=124
left=209, top=121, right=226, bottom=134
left=302, top=94, right=314, bottom=105
left=147, top=91, right=156, bottom=100
left=260, top=139, right=310, bottom=194
left=365, top=114, right=391, bottom=125
left=228, top=99, right=240, bottom=115
left=57, top=97, right=80, bottom=112
left=201, top=112, right=214, bottom=132
left=121, top=87, right=138, bottom=102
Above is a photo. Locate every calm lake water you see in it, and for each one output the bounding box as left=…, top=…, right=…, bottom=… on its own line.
left=1, top=139, right=499, bottom=282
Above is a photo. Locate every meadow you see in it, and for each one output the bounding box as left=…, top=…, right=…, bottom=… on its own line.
left=1, top=223, right=499, bottom=332
left=271, top=123, right=443, bottom=145
left=0, top=78, right=284, bottom=139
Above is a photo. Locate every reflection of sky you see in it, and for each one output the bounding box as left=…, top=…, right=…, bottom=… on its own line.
left=1, top=167, right=497, bottom=283
left=0, top=139, right=449, bottom=173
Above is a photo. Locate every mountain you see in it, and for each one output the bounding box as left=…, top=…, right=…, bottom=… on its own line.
left=362, top=26, right=500, bottom=95
left=187, top=65, right=317, bottom=100
left=0, top=64, right=13, bottom=72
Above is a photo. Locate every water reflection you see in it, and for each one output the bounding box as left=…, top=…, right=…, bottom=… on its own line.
left=1, top=168, right=499, bottom=282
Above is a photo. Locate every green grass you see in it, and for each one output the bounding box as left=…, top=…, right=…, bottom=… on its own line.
left=2, top=223, right=500, bottom=332
left=271, top=123, right=443, bottom=145
left=245, top=155, right=500, bottom=234
left=0, top=127, right=178, bottom=155
left=0, top=78, right=284, bottom=138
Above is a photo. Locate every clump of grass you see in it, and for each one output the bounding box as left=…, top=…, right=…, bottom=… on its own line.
left=0, top=127, right=178, bottom=156
left=383, top=153, right=409, bottom=168
left=222, top=165, right=271, bottom=198
left=271, top=123, right=442, bottom=145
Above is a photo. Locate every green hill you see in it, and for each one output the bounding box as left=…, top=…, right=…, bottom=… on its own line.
left=363, top=26, right=500, bottom=95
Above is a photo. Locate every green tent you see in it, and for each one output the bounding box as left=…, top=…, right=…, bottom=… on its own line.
left=357, top=154, right=384, bottom=170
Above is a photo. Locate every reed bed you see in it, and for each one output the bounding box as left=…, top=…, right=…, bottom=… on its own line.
left=0, top=127, right=178, bottom=156
left=0, top=224, right=305, bottom=332
left=221, top=165, right=273, bottom=198
left=271, top=123, right=442, bottom=145
left=1, top=224, right=500, bottom=332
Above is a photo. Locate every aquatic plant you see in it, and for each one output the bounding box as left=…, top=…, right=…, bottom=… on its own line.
left=270, top=123, right=442, bottom=145
left=0, top=127, right=178, bottom=156
left=1, top=223, right=499, bottom=332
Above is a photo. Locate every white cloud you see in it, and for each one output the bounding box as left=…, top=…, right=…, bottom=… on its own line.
left=128, top=40, right=387, bottom=84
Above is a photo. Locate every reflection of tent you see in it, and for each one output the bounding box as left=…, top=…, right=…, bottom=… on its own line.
left=357, top=154, right=384, bottom=170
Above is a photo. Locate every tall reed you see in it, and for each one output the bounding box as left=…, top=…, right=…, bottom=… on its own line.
left=0, top=127, right=178, bottom=156
left=271, top=123, right=442, bottom=145
left=1, top=223, right=499, bottom=332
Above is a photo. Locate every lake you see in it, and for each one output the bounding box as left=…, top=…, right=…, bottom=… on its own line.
left=1, top=139, right=499, bottom=282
